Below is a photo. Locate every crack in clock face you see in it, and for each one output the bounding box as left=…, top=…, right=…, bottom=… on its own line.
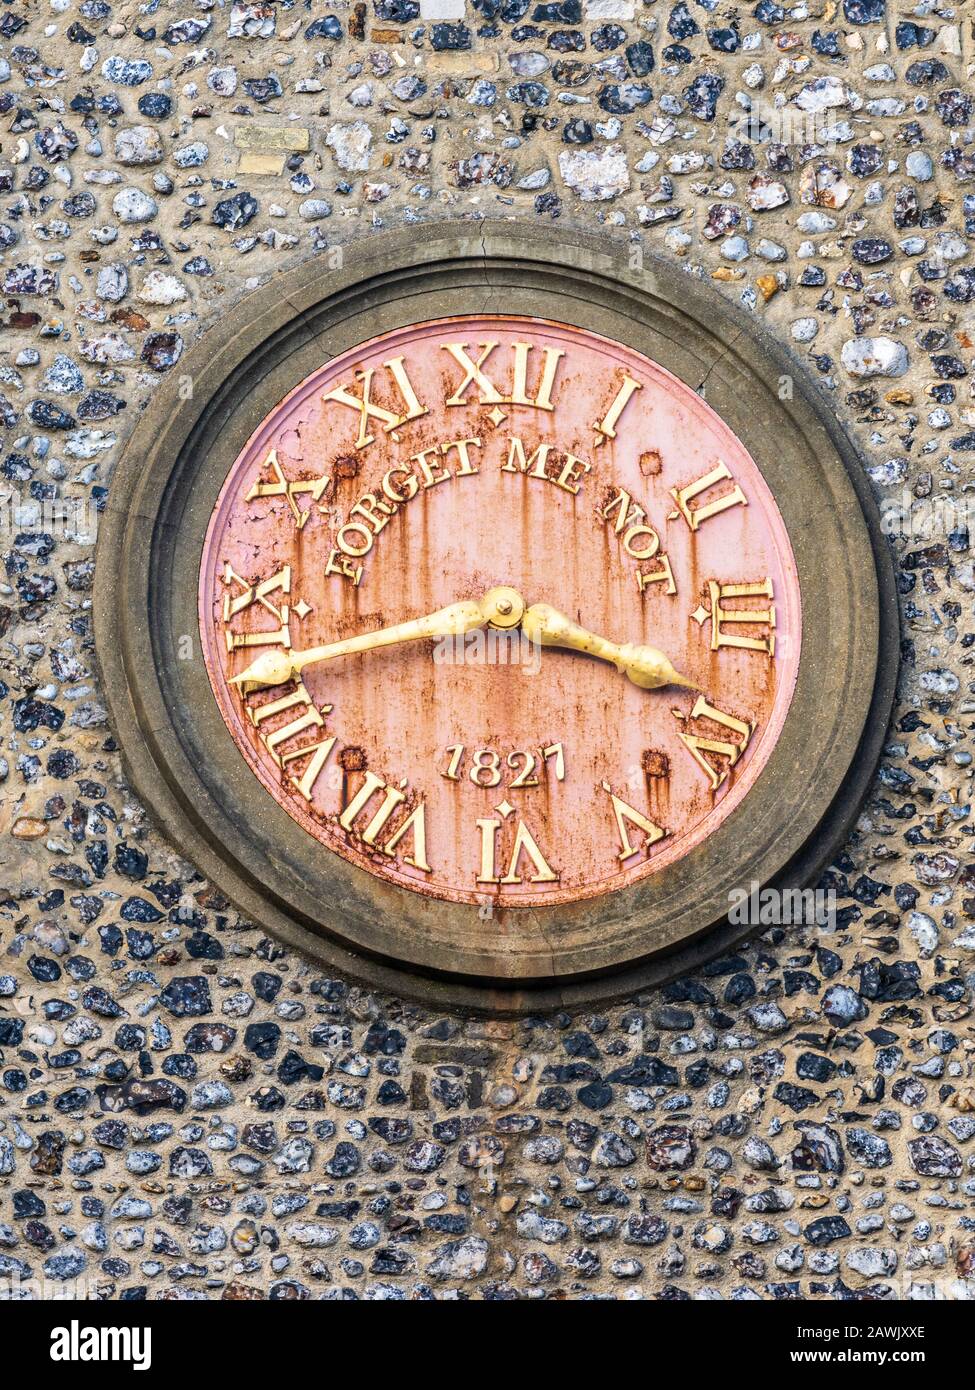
left=199, top=315, right=802, bottom=908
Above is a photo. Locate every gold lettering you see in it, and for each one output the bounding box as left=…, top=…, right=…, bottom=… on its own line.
left=263, top=706, right=324, bottom=758
left=443, top=341, right=504, bottom=407
left=321, top=355, right=428, bottom=450
left=281, top=737, right=336, bottom=802
left=637, top=554, right=677, bottom=596
left=502, top=436, right=553, bottom=479
left=325, top=549, right=363, bottom=587
left=669, top=460, right=748, bottom=532
left=247, top=684, right=313, bottom=728
left=475, top=811, right=557, bottom=884
left=603, top=487, right=643, bottom=535
left=247, top=681, right=336, bottom=803
left=622, top=524, right=658, bottom=559
left=601, top=781, right=667, bottom=863
left=674, top=696, right=755, bottom=791
left=339, top=770, right=388, bottom=830
left=412, top=443, right=451, bottom=489
left=339, top=772, right=431, bottom=872
left=360, top=784, right=408, bottom=845
left=501, top=438, right=591, bottom=493
left=382, top=465, right=419, bottom=504
left=442, top=436, right=481, bottom=476
left=692, top=579, right=776, bottom=657
left=443, top=341, right=564, bottom=410
left=594, top=373, right=642, bottom=446
left=347, top=491, right=397, bottom=538
left=475, top=818, right=500, bottom=885
left=222, top=563, right=291, bottom=652
left=501, top=820, right=558, bottom=884
left=381, top=802, right=431, bottom=872
left=553, top=451, right=591, bottom=495
left=244, top=448, right=329, bottom=530
left=604, top=489, right=675, bottom=592
left=335, top=520, right=375, bottom=558
left=530, top=344, right=563, bottom=412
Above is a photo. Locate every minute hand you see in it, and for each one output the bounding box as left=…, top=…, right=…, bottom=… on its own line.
left=231, top=598, right=486, bottom=693
left=521, top=602, right=698, bottom=691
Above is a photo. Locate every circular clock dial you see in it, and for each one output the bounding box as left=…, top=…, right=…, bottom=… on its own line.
left=199, top=315, right=801, bottom=909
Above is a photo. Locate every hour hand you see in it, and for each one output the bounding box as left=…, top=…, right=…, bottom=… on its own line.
left=521, top=601, right=698, bottom=691
left=230, top=586, right=525, bottom=693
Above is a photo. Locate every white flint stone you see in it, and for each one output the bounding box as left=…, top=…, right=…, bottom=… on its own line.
left=906, top=151, right=933, bottom=181
left=137, top=270, right=188, bottom=306
left=667, top=152, right=706, bottom=173
left=508, top=51, right=549, bottom=78
left=112, top=187, right=158, bottom=222
left=791, top=317, right=818, bottom=343
left=558, top=145, right=630, bottom=201
left=208, top=66, right=238, bottom=95
left=840, top=337, right=909, bottom=378
left=721, top=236, right=749, bottom=261
left=326, top=120, right=372, bottom=171
left=96, top=263, right=128, bottom=301
left=796, top=210, right=836, bottom=233
left=866, top=98, right=904, bottom=117
left=584, top=0, right=635, bottom=16
left=114, top=125, right=163, bottom=165
left=908, top=911, right=939, bottom=958
left=517, top=168, right=550, bottom=189
left=748, top=177, right=789, bottom=211
left=794, top=76, right=848, bottom=112
left=934, top=232, right=967, bottom=263
left=756, top=238, right=787, bottom=261
left=347, top=82, right=373, bottom=108
left=299, top=199, right=332, bottom=220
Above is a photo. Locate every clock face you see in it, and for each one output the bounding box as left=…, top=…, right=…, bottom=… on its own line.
left=199, top=315, right=802, bottom=910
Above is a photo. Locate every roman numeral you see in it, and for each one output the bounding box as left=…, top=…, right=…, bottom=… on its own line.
left=669, top=460, right=748, bottom=532
left=475, top=807, right=557, bottom=885
left=321, top=355, right=428, bottom=449
left=222, top=563, right=291, bottom=652
left=339, top=771, right=431, bottom=872
left=601, top=782, right=667, bottom=863
left=442, top=340, right=564, bottom=411
left=692, top=578, right=776, bottom=657
left=248, top=682, right=336, bottom=803
left=244, top=448, right=330, bottom=530
left=594, top=373, right=642, bottom=446
left=674, top=696, right=755, bottom=791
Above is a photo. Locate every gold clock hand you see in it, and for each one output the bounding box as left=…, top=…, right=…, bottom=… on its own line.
left=230, top=585, right=525, bottom=693
left=521, top=601, right=698, bottom=691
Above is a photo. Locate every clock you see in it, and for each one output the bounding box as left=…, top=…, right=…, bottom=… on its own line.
left=97, top=227, right=897, bottom=1011
left=200, top=314, right=801, bottom=908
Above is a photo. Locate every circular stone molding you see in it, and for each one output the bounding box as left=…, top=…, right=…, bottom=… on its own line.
left=96, top=224, right=898, bottom=1013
